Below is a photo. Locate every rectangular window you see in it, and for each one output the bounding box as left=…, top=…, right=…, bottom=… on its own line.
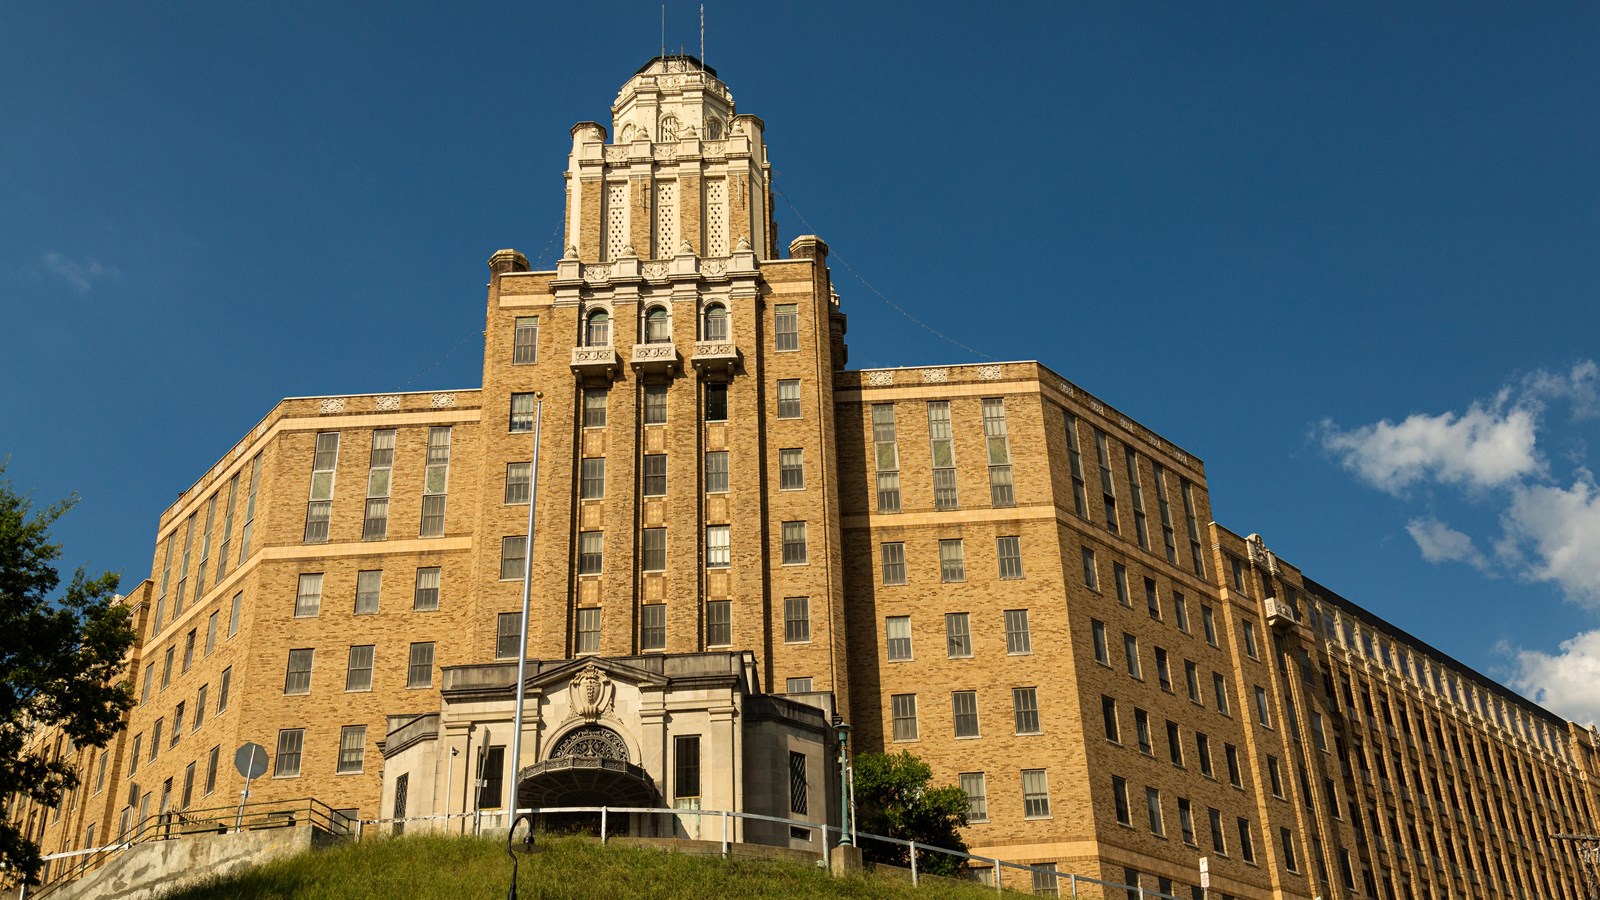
left=509, top=393, right=535, bottom=432
left=1094, top=430, right=1118, bottom=531
left=945, top=613, right=972, bottom=658
left=960, top=773, right=988, bottom=823
left=1237, top=818, right=1255, bottom=864
left=1013, top=687, right=1041, bottom=734
left=704, top=600, right=731, bottom=646
left=274, top=729, right=304, bottom=777
left=1208, top=807, right=1225, bottom=854
left=637, top=383, right=669, bottom=425
left=642, top=454, right=667, bottom=496
left=1167, top=721, right=1183, bottom=765
left=785, top=677, right=813, bottom=693
left=1243, top=619, right=1259, bottom=658
left=346, top=645, right=374, bottom=691
left=229, top=591, right=242, bottom=636
left=580, top=457, right=605, bottom=500
left=890, top=693, right=918, bottom=741
left=1022, top=769, right=1050, bottom=818
left=1172, top=591, right=1189, bottom=633
left=294, top=573, right=323, bottom=617
left=1064, top=412, right=1089, bottom=518
left=1181, top=479, right=1205, bottom=577
left=705, top=525, right=730, bottom=567
left=1197, top=733, right=1213, bottom=778
left=640, top=604, right=666, bottom=651
left=641, top=528, right=666, bottom=572
left=1134, top=708, right=1151, bottom=753
left=512, top=315, right=539, bottom=364
left=1255, top=686, right=1272, bottom=727
left=885, top=616, right=912, bottom=660
left=500, top=536, right=527, bottom=580
left=673, top=735, right=700, bottom=805
left=880, top=542, right=907, bottom=585
left=362, top=429, right=395, bottom=541
left=1280, top=827, right=1298, bottom=872
left=171, top=701, right=185, bottom=745
left=1112, top=775, right=1131, bottom=825
left=927, top=401, right=958, bottom=510
left=576, top=608, right=602, bottom=653
left=578, top=531, right=604, bottom=574
left=938, top=539, right=965, bottom=582
left=284, top=648, right=314, bottom=695
left=1004, top=609, right=1032, bottom=655
left=704, top=450, right=729, bottom=493
left=952, top=691, right=980, bottom=737
left=304, top=432, right=338, bottom=543
left=163, top=646, right=175, bottom=688
left=1226, top=744, right=1241, bottom=787
left=215, top=474, right=238, bottom=587
left=1091, top=619, right=1109, bottom=664
left=778, top=448, right=804, bottom=490
left=1214, top=673, right=1230, bottom=715
left=1155, top=647, right=1171, bottom=691
left=1146, top=787, right=1164, bottom=835
left=217, top=666, right=231, bottom=712
left=982, top=398, right=1014, bottom=507
left=1124, top=447, right=1149, bottom=550
left=1178, top=798, right=1195, bottom=845
left=1114, top=563, right=1130, bottom=605
left=354, top=569, right=381, bottom=615
left=582, top=388, right=607, bottom=428
left=704, top=382, right=728, bottom=422
left=205, top=746, right=220, bottom=796
left=788, top=751, right=808, bottom=815
left=780, top=518, right=806, bottom=560
left=407, top=642, right=434, bottom=688
left=1124, top=633, right=1141, bottom=678
left=477, top=748, right=505, bottom=811
left=205, top=612, right=218, bottom=656
left=1081, top=546, right=1098, bottom=589
left=195, top=495, right=215, bottom=591
left=337, top=725, right=366, bottom=774
left=871, top=403, right=900, bottom=513
left=774, top=303, right=799, bottom=351
left=783, top=597, right=810, bottom=643
left=193, top=684, right=207, bottom=729
left=419, top=426, right=451, bottom=537
left=1201, top=604, right=1217, bottom=646
left=776, top=379, right=801, bottom=419
left=1267, top=756, right=1284, bottom=798
left=1144, top=577, right=1160, bottom=619
left=414, top=566, right=441, bottom=610
left=182, top=630, right=196, bottom=671
left=1102, top=696, right=1120, bottom=742
left=496, top=613, right=522, bottom=659
left=129, top=734, right=141, bottom=774
left=1152, top=463, right=1178, bottom=564
left=239, top=453, right=262, bottom=564
left=995, top=535, right=1023, bottom=579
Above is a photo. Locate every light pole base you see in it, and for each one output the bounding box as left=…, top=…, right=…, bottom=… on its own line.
left=829, top=844, right=863, bottom=876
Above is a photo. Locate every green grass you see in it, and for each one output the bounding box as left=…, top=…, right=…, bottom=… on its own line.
left=158, top=834, right=1015, bottom=900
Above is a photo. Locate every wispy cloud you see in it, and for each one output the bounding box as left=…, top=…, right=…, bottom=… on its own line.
left=1501, top=630, right=1600, bottom=725
left=1405, top=516, right=1489, bottom=571
left=42, top=252, right=118, bottom=293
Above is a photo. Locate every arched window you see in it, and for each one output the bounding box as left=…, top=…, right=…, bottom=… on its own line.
left=702, top=304, right=728, bottom=342
left=643, top=306, right=670, bottom=344
left=585, top=310, right=611, bottom=347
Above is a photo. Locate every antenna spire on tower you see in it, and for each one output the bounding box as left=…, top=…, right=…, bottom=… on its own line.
left=700, top=4, right=705, bottom=71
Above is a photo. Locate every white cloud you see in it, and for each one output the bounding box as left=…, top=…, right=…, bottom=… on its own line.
left=1503, top=629, right=1600, bottom=725
left=1405, top=517, right=1489, bottom=571
left=1504, top=474, right=1600, bottom=606
left=1319, top=398, right=1540, bottom=494
left=1523, top=360, right=1600, bottom=421
left=42, top=252, right=117, bottom=293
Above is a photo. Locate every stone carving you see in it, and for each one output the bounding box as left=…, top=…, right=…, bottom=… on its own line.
left=922, top=368, right=948, bottom=383
left=375, top=395, right=401, bottom=411
left=585, top=265, right=612, bottom=283
left=693, top=342, right=735, bottom=358
left=701, top=258, right=727, bottom=277
left=549, top=725, right=629, bottom=762
left=318, top=397, right=345, bottom=414
left=572, top=348, right=616, bottom=364
left=735, top=235, right=751, bottom=252
left=866, top=370, right=894, bottom=386
left=657, top=144, right=678, bottom=162
left=605, top=146, right=628, bottom=164
left=702, top=140, right=725, bottom=158
left=632, top=344, right=676, bottom=363
left=677, top=240, right=694, bottom=256
left=1245, top=533, right=1280, bottom=576
left=430, top=393, right=456, bottom=409
left=1119, top=417, right=1134, bottom=431
left=976, top=365, right=1002, bottom=381
left=619, top=244, right=637, bottom=259
left=568, top=664, right=615, bottom=723
left=1088, top=400, right=1105, bottom=414
left=563, top=245, right=579, bottom=260
left=641, top=262, right=667, bottom=279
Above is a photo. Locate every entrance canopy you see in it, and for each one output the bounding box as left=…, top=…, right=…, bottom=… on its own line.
left=516, top=756, right=659, bottom=808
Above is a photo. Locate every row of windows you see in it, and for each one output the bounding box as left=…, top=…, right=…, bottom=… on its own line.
left=956, top=769, right=1051, bottom=823
left=291, top=568, right=442, bottom=617
left=151, top=454, right=262, bottom=636
left=141, top=593, right=243, bottom=702
left=557, top=446, right=809, bottom=504
left=1080, top=546, right=1261, bottom=665
left=869, top=399, right=1015, bottom=514
left=269, top=724, right=372, bottom=778
left=1087, top=619, right=1273, bottom=734
left=874, top=537, right=1023, bottom=585
left=888, top=688, right=1043, bottom=742
left=1108, top=774, right=1262, bottom=866
left=1100, top=695, right=1249, bottom=788
left=882, top=610, right=1033, bottom=661
left=129, top=667, right=230, bottom=777
left=552, top=301, right=798, bottom=352
left=302, top=428, right=452, bottom=544
left=499, top=521, right=814, bottom=579
left=281, top=643, right=435, bottom=694
left=511, top=376, right=804, bottom=435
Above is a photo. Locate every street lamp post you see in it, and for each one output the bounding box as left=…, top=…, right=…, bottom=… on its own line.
left=834, top=718, right=852, bottom=848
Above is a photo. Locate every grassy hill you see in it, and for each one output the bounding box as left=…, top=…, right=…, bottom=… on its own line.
left=158, top=834, right=1016, bottom=900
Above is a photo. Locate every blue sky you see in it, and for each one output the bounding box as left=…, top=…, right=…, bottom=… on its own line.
left=4, top=3, right=1598, bottom=721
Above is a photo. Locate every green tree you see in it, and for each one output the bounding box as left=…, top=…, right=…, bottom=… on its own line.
left=852, top=750, right=970, bottom=877
left=0, top=462, right=136, bottom=886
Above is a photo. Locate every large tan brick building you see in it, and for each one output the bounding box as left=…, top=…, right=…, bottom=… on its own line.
left=13, top=57, right=1600, bottom=899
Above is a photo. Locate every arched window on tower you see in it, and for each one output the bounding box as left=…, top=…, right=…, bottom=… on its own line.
left=702, top=304, right=728, bottom=342
left=643, top=306, right=670, bottom=344
left=585, top=310, right=611, bottom=347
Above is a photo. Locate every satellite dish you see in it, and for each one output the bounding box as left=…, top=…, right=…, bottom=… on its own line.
left=234, top=742, right=269, bottom=779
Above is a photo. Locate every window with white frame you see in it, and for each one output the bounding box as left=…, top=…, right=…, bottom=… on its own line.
left=783, top=597, right=810, bottom=643
left=704, top=451, right=729, bottom=493
left=785, top=677, right=812, bottom=693
left=996, top=535, right=1023, bottom=579
left=1181, top=478, right=1205, bottom=577
left=640, top=604, right=666, bottom=651
left=927, top=401, right=957, bottom=509
left=274, top=729, right=304, bottom=777
left=1064, top=412, right=1089, bottom=518
left=579, top=457, right=605, bottom=500
left=585, top=309, right=610, bottom=346
left=1124, top=446, right=1149, bottom=550
left=1124, top=632, right=1141, bottom=678
left=939, top=539, right=965, bottom=582
left=778, top=448, right=804, bottom=490
left=294, top=573, right=323, bottom=618
left=406, top=642, right=434, bottom=688
left=643, top=306, right=670, bottom=343
left=582, top=388, right=607, bottom=428
left=1022, top=769, right=1050, bottom=818
left=880, top=542, right=907, bottom=585
left=512, top=316, right=538, bottom=364
left=353, top=570, right=381, bottom=615
left=304, top=432, right=338, bottom=543
left=1091, top=619, right=1108, bottom=664
left=363, top=429, right=395, bottom=541
left=945, top=613, right=972, bottom=658
left=704, top=600, right=731, bottom=646
left=510, top=393, right=536, bottom=432
left=1013, top=687, right=1041, bottom=734
left=774, top=303, right=798, bottom=351
left=642, top=454, right=667, bottom=496
left=641, top=527, right=666, bottom=572
left=1152, top=462, right=1178, bottom=564
left=776, top=379, right=801, bottom=419
left=960, top=773, right=988, bottom=822
left=575, top=608, right=601, bottom=654
left=239, top=453, right=262, bottom=564
left=420, top=426, right=451, bottom=537
left=982, top=398, right=1014, bottom=507
left=871, top=403, right=900, bottom=513
left=701, top=304, right=728, bottom=341
left=885, top=616, right=912, bottom=661
left=500, top=537, right=527, bottom=580
left=1004, top=609, right=1032, bottom=655
left=496, top=613, right=522, bottom=659
left=890, top=693, right=918, bottom=741
left=346, top=645, right=374, bottom=692
left=1081, top=546, right=1098, bottom=590
left=505, top=462, right=531, bottom=504
left=952, top=691, right=980, bottom=738
left=1094, top=430, right=1118, bottom=532
left=337, top=725, right=366, bottom=774
left=577, top=531, right=603, bottom=575
left=643, top=384, right=668, bottom=425
left=781, top=521, right=808, bottom=564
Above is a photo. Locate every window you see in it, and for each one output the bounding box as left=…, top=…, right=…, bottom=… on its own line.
left=1123, top=633, right=1141, bottom=678
left=1312, top=712, right=1328, bottom=750
left=1134, top=708, right=1151, bottom=753
left=642, top=454, right=667, bottom=496
left=576, top=608, right=602, bottom=653
left=1237, top=818, right=1255, bottom=864
left=1172, top=591, right=1188, bottom=632
left=960, top=773, right=988, bottom=823
left=1064, top=412, right=1089, bottom=518
left=643, top=384, right=668, bottom=424
left=871, top=403, right=900, bottom=512
left=577, top=531, right=603, bottom=574
left=945, top=613, right=972, bottom=658
left=1208, top=807, right=1225, bottom=854
left=927, top=401, right=957, bottom=509
left=982, top=398, right=1014, bottom=507
left=952, top=691, right=980, bottom=737
left=239, top=453, right=262, bottom=563
left=890, top=693, right=918, bottom=741
left=780, top=518, right=806, bottom=560
left=582, top=388, right=607, bottom=428
left=881, top=542, right=907, bottom=585
left=1201, top=604, right=1217, bottom=646
left=275, top=729, right=304, bottom=777
left=1146, top=787, right=1164, bottom=835
left=778, top=448, right=804, bottom=489
left=477, top=748, right=505, bottom=811
left=1178, top=798, right=1195, bottom=845
left=182, top=630, right=196, bottom=672
left=783, top=597, right=810, bottom=643
left=354, top=570, right=381, bottom=615
left=701, top=304, right=728, bottom=341
left=774, top=303, right=798, bottom=351
left=337, top=725, right=366, bottom=774
left=995, top=536, right=1023, bottom=579
left=1081, top=546, right=1098, bottom=589
left=1154, top=647, right=1171, bottom=691
left=346, top=645, right=374, bottom=691
left=284, top=649, right=314, bottom=695
left=1004, top=609, right=1032, bottom=654
left=1013, top=687, right=1041, bottom=734
left=640, top=604, right=666, bottom=651
left=407, top=642, right=434, bottom=688
left=1280, top=827, right=1297, bottom=872
left=1091, top=619, right=1109, bottom=664
left=1213, top=673, right=1230, bottom=715
left=171, top=701, right=185, bottom=745
left=1094, top=430, right=1118, bottom=531
left=363, top=429, right=395, bottom=541
left=643, top=305, right=670, bottom=343
left=1144, top=577, right=1160, bottom=619
left=509, top=392, right=536, bottom=432
left=1181, top=479, right=1206, bottom=576
left=704, top=600, right=731, bottom=646
left=788, top=751, right=808, bottom=815
left=304, top=432, right=338, bottom=543
left=641, top=528, right=666, bottom=572
left=1267, top=756, right=1283, bottom=798
left=704, top=451, right=729, bottom=493
left=705, top=525, right=730, bottom=567
left=1113, top=563, right=1130, bottom=606
left=294, top=573, right=323, bottom=617
left=785, top=677, right=812, bottom=693
left=414, top=567, right=441, bottom=610
left=1242, top=619, right=1259, bottom=659
left=205, top=612, right=217, bottom=656
left=205, top=746, right=219, bottom=796
left=512, top=316, right=538, bottom=364
left=1225, top=744, right=1241, bottom=787
left=217, top=666, right=231, bottom=712
left=1166, top=721, right=1183, bottom=765
left=580, top=458, right=605, bottom=500
left=1112, top=775, right=1131, bottom=825
left=938, top=539, right=965, bottom=582
left=129, top=734, right=141, bottom=774
left=878, top=615, right=918, bottom=666
left=420, top=430, right=451, bottom=537
left=585, top=308, right=610, bottom=346
left=1102, top=696, right=1120, bottom=742
left=776, top=379, right=801, bottom=419
left=673, top=735, right=701, bottom=806
left=229, top=591, right=242, bottom=636
left=500, top=536, right=527, bottom=580
left=1197, top=733, right=1213, bottom=777
left=704, top=382, right=728, bottom=422
left=1230, top=556, right=1248, bottom=593
left=1255, top=686, right=1272, bottom=727
left=163, top=646, right=175, bottom=688
left=1125, top=447, right=1149, bottom=550
left=1152, top=462, right=1178, bottom=564
left=1022, top=769, right=1050, bottom=818
left=496, top=613, right=522, bottom=659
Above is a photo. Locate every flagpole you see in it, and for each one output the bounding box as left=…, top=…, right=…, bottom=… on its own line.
left=507, top=392, right=543, bottom=819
